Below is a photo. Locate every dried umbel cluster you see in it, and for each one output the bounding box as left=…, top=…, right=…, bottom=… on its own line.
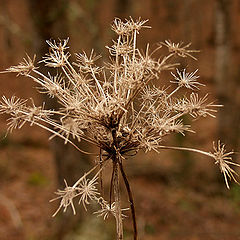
left=1, top=17, right=239, bottom=240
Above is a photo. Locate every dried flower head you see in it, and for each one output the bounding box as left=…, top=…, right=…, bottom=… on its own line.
left=1, top=17, right=239, bottom=240
left=212, top=141, right=239, bottom=189
left=50, top=179, right=79, bottom=217
left=161, top=40, right=200, bottom=60
left=42, top=38, right=70, bottom=68
left=171, top=68, right=204, bottom=90
left=77, top=174, right=100, bottom=211
left=2, top=54, right=37, bottom=76
left=94, top=200, right=129, bottom=220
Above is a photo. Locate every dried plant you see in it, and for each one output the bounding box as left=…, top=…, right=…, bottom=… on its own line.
left=1, top=17, right=239, bottom=240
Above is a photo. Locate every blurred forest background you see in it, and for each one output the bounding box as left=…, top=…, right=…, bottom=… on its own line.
left=0, top=0, right=240, bottom=240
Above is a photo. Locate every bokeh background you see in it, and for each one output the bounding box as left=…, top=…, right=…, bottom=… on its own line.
left=0, top=0, right=240, bottom=240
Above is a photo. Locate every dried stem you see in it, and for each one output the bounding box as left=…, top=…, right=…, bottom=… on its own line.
left=113, top=160, right=124, bottom=240
left=119, top=160, right=137, bottom=240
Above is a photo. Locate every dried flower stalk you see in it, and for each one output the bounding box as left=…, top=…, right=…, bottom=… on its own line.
left=0, top=17, right=239, bottom=240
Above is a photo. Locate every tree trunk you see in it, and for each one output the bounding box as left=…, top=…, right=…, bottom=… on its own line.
left=27, top=1, right=92, bottom=239
left=115, top=0, right=132, bottom=17
left=215, top=0, right=239, bottom=156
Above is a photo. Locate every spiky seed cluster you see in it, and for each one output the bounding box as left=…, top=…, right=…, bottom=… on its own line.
left=0, top=17, right=239, bottom=240
left=94, top=199, right=129, bottom=220
left=171, top=68, right=204, bottom=90
left=212, top=141, right=240, bottom=189
left=3, top=55, right=37, bottom=76
left=161, top=40, right=200, bottom=60
left=50, top=167, right=124, bottom=218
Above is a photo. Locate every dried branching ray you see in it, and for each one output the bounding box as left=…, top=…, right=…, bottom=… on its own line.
left=0, top=17, right=239, bottom=240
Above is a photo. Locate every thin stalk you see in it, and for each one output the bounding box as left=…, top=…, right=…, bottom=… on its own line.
left=90, top=68, right=106, bottom=98
left=132, top=30, right=137, bottom=63
left=166, top=86, right=181, bottom=99
left=27, top=118, right=95, bottom=155
left=113, top=161, right=124, bottom=240
left=109, top=161, right=116, bottom=207
left=111, top=126, right=123, bottom=239
left=114, top=36, right=121, bottom=94
left=61, top=67, right=78, bottom=88
left=158, top=145, right=213, bottom=158
left=99, top=149, right=104, bottom=196
left=119, top=161, right=137, bottom=240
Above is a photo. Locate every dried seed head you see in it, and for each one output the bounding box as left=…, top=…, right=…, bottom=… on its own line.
left=42, top=39, right=70, bottom=67
left=75, top=49, right=101, bottom=73
left=161, top=40, right=200, bottom=60
left=77, top=175, right=100, bottom=211
left=0, top=96, right=27, bottom=114
left=3, top=55, right=37, bottom=76
left=94, top=199, right=129, bottom=220
left=50, top=179, right=79, bottom=217
left=212, top=141, right=239, bottom=189
left=111, top=17, right=150, bottom=35
left=1, top=18, right=238, bottom=231
left=171, top=68, right=204, bottom=90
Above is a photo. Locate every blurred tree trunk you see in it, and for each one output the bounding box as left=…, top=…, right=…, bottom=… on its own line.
left=115, top=0, right=132, bottom=17
left=27, top=1, right=92, bottom=239
left=183, top=0, right=194, bottom=41
left=215, top=0, right=240, bottom=155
